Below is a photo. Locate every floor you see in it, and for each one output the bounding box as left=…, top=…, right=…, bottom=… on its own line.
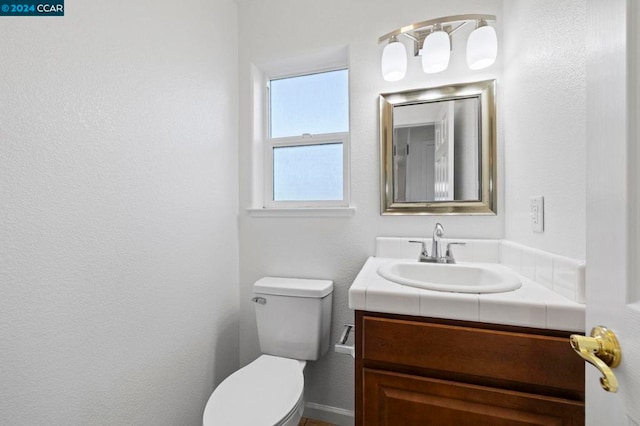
left=298, top=419, right=335, bottom=426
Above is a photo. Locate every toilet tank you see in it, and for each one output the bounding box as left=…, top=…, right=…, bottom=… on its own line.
left=253, top=277, right=333, bottom=361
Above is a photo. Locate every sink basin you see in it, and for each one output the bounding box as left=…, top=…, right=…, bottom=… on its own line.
left=377, top=261, right=522, bottom=294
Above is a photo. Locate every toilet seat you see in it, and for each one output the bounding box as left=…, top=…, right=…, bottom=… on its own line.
left=203, top=355, right=304, bottom=426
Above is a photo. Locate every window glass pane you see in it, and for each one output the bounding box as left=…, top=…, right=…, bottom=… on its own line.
left=270, top=69, right=349, bottom=138
left=273, top=143, right=343, bottom=201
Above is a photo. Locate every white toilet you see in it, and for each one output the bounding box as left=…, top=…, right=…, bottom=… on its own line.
left=203, top=277, right=333, bottom=426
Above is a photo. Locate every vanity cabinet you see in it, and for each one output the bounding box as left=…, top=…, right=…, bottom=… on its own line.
left=355, top=311, right=585, bottom=426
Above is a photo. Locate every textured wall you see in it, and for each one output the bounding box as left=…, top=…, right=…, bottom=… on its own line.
left=0, top=1, right=239, bottom=425
left=503, top=0, right=587, bottom=259
left=237, top=0, right=503, bottom=417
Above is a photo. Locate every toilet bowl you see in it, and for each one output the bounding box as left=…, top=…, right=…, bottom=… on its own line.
left=203, top=355, right=306, bottom=426
left=202, top=277, right=333, bottom=426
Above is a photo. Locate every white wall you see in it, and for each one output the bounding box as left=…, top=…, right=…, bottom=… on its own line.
left=0, top=1, right=239, bottom=425
left=503, top=0, right=586, bottom=260
left=237, top=0, right=503, bottom=417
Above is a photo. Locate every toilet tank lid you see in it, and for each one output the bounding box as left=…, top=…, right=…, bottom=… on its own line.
left=254, top=277, right=333, bottom=298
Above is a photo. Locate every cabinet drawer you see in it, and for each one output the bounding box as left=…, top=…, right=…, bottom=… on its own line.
left=361, top=315, right=584, bottom=394
left=363, top=368, right=584, bottom=426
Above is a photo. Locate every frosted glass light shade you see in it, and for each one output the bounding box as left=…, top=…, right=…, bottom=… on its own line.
left=381, top=40, right=407, bottom=81
left=421, top=30, right=450, bottom=74
left=467, top=25, right=498, bottom=70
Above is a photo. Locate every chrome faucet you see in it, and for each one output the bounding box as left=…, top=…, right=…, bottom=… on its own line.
left=409, top=223, right=466, bottom=264
left=431, top=223, right=444, bottom=260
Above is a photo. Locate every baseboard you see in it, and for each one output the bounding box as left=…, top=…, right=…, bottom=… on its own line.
left=303, top=402, right=355, bottom=426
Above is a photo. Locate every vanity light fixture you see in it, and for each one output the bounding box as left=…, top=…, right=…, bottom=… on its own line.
left=466, top=20, right=498, bottom=70
left=379, top=14, right=497, bottom=81
left=381, top=36, right=407, bottom=82
left=421, top=24, right=450, bottom=74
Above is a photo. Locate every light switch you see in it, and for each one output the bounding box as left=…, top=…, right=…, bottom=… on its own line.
left=530, top=196, right=544, bottom=233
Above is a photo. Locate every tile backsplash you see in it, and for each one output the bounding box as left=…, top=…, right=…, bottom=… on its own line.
left=500, top=241, right=585, bottom=304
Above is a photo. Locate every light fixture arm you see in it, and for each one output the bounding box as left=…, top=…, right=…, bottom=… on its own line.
left=378, top=13, right=496, bottom=44
left=448, top=21, right=471, bottom=37
left=476, top=19, right=489, bottom=29
left=401, top=33, right=419, bottom=44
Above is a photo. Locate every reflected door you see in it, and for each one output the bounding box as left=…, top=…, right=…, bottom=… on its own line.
left=434, top=102, right=455, bottom=201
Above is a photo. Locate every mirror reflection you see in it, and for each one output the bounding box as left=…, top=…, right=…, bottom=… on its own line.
left=393, top=98, right=480, bottom=203
left=380, top=79, right=496, bottom=215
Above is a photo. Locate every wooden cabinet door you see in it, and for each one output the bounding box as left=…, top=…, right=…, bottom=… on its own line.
left=363, top=369, right=584, bottom=426
left=360, top=315, right=584, bottom=398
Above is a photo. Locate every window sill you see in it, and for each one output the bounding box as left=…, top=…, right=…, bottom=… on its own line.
left=247, top=206, right=356, bottom=218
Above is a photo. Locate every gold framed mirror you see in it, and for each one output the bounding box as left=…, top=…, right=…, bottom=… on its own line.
left=380, top=79, right=497, bottom=215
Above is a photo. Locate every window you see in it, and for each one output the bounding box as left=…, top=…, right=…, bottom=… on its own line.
left=265, top=69, right=349, bottom=208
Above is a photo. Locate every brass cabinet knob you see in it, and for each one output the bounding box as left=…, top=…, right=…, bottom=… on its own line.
left=570, top=326, right=621, bottom=392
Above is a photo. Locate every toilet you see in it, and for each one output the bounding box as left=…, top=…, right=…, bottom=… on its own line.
left=203, top=277, right=333, bottom=426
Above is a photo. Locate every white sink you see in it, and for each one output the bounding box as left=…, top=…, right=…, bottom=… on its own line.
left=376, top=261, right=522, bottom=294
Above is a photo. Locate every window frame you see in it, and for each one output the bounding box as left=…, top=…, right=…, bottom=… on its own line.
left=264, top=68, right=350, bottom=209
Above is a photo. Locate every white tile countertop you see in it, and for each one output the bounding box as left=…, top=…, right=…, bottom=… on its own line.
left=348, top=238, right=585, bottom=333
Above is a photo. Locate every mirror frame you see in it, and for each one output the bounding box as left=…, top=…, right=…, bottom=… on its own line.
left=380, top=79, right=497, bottom=215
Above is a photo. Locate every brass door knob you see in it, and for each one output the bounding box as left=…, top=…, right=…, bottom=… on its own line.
left=570, top=326, right=621, bottom=392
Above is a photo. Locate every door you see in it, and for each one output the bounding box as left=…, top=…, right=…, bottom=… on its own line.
left=433, top=102, right=454, bottom=201
left=586, top=1, right=640, bottom=424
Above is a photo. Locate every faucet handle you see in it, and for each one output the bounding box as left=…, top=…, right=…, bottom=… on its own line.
left=445, top=242, right=467, bottom=264
left=409, top=240, right=430, bottom=260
